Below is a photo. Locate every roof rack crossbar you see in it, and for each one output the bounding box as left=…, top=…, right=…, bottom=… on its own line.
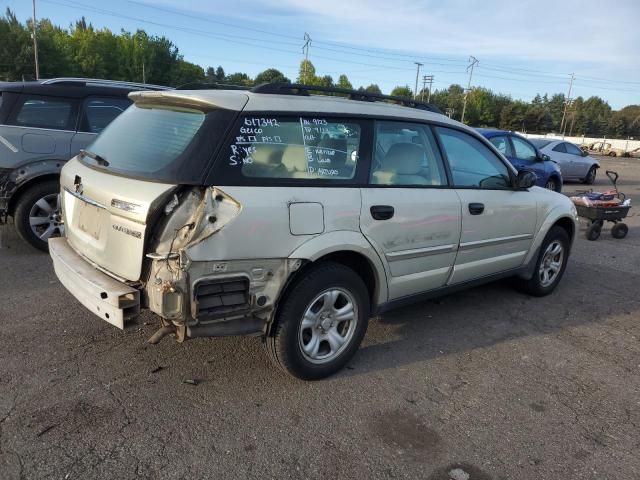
left=250, top=82, right=443, bottom=114
left=40, top=77, right=171, bottom=91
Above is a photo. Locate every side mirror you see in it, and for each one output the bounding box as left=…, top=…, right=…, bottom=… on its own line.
left=516, top=170, right=537, bottom=189
left=537, top=153, right=550, bottom=162
left=581, top=150, right=588, bottom=157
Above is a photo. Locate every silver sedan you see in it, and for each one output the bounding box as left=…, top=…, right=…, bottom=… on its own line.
left=530, top=139, right=600, bottom=184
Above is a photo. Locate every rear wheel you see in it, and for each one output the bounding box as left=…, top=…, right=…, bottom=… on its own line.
left=264, top=262, right=370, bottom=380
left=611, top=223, right=628, bottom=239
left=583, top=166, right=597, bottom=185
left=13, top=180, right=63, bottom=252
left=516, top=226, right=569, bottom=296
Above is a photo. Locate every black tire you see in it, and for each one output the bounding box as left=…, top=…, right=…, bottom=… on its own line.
left=13, top=180, right=62, bottom=252
left=583, top=166, right=597, bottom=185
left=264, top=262, right=370, bottom=380
left=586, top=222, right=602, bottom=241
left=611, top=223, right=628, bottom=239
left=516, top=226, right=570, bottom=297
left=545, top=177, right=562, bottom=193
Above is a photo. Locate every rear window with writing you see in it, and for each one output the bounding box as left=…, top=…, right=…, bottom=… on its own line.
left=227, top=116, right=361, bottom=180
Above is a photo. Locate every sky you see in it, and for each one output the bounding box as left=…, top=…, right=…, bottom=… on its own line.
left=5, top=0, right=640, bottom=109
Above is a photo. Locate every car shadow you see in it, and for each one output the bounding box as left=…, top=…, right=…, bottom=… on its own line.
left=340, top=259, right=639, bottom=378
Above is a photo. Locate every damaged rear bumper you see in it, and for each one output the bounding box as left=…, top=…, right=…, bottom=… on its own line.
left=49, top=237, right=141, bottom=329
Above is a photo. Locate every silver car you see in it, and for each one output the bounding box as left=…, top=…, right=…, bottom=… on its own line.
left=48, top=83, right=579, bottom=379
left=530, top=139, right=600, bottom=184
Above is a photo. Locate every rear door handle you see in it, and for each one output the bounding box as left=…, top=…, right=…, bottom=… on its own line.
left=370, top=205, right=394, bottom=220
left=468, top=203, right=484, bottom=215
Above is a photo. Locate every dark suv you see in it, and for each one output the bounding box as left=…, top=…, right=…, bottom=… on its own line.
left=0, top=78, right=169, bottom=250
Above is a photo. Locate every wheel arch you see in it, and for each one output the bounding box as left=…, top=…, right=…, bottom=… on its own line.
left=285, top=231, right=388, bottom=309
left=7, top=173, right=61, bottom=216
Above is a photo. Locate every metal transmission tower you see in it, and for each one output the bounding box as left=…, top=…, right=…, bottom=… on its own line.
left=460, top=56, right=478, bottom=124
left=413, top=62, right=423, bottom=99
left=301, top=33, right=312, bottom=85
left=421, top=75, right=434, bottom=102
left=559, top=73, right=575, bottom=138
left=31, top=0, right=40, bottom=79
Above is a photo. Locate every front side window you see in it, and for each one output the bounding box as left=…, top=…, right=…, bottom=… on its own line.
left=488, top=135, right=511, bottom=156
left=371, top=121, right=447, bottom=186
left=565, top=143, right=583, bottom=156
left=435, top=127, right=511, bottom=189
left=224, top=116, right=361, bottom=180
left=511, top=136, right=538, bottom=162
left=82, top=97, right=131, bottom=133
left=12, top=95, right=75, bottom=130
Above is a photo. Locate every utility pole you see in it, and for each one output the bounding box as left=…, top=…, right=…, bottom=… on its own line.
left=413, top=62, right=423, bottom=99
left=31, top=0, right=40, bottom=79
left=142, top=61, right=146, bottom=84
left=302, top=33, right=312, bottom=85
left=559, top=73, right=574, bottom=138
left=423, top=74, right=434, bottom=102
left=460, top=56, right=478, bottom=124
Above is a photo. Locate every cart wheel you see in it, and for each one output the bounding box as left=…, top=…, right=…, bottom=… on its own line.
left=586, top=222, right=602, bottom=241
left=611, top=223, right=628, bottom=239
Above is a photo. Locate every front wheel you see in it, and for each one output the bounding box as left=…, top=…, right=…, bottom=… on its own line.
left=516, top=226, right=570, bottom=297
left=264, top=262, right=370, bottom=380
left=13, top=180, right=63, bottom=252
left=545, top=177, right=562, bottom=192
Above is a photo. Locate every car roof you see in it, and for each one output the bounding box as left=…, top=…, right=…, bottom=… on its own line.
left=0, top=78, right=169, bottom=99
left=130, top=89, right=463, bottom=127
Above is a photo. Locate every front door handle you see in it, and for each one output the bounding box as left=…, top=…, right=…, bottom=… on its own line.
left=370, top=205, right=394, bottom=220
left=468, top=202, right=484, bottom=215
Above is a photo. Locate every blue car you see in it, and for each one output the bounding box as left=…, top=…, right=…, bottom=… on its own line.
left=477, top=129, right=563, bottom=192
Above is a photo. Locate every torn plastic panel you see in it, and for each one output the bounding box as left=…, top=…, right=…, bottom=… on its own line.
left=144, top=186, right=301, bottom=340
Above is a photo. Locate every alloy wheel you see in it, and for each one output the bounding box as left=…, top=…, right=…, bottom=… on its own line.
left=539, top=240, right=564, bottom=287
left=28, top=193, right=64, bottom=241
left=298, top=288, right=358, bottom=364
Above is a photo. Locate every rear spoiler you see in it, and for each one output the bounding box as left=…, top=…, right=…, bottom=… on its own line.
left=128, top=90, right=249, bottom=112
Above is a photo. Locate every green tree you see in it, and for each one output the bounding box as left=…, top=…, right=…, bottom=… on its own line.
left=390, top=85, right=413, bottom=98
left=364, top=84, right=382, bottom=94
left=297, top=59, right=316, bottom=84
left=226, top=72, right=252, bottom=86
left=336, top=74, right=352, bottom=90
left=254, top=68, right=289, bottom=85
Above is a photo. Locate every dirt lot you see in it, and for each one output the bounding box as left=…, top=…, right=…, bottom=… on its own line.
left=1, top=156, right=639, bottom=480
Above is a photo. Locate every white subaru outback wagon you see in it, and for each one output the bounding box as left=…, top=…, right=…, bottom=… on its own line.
left=49, top=83, right=579, bottom=380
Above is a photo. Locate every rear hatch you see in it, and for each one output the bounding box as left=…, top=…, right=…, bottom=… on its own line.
left=61, top=90, right=246, bottom=281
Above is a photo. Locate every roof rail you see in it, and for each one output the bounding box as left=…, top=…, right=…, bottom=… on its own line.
left=175, top=82, right=250, bottom=91
left=250, top=82, right=443, bottom=114
left=40, top=77, right=171, bottom=91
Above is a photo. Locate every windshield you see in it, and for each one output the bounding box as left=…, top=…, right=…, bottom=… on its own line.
left=529, top=139, right=552, bottom=148
left=84, top=103, right=232, bottom=184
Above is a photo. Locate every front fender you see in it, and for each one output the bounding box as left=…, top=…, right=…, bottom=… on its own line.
left=288, top=230, right=389, bottom=306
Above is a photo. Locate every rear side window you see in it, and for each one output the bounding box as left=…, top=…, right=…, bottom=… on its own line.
left=565, top=143, right=583, bottom=155
left=552, top=143, right=567, bottom=153
left=11, top=95, right=76, bottom=130
left=435, top=127, right=511, bottom=189
left=81, top=97, right=131, bottom=133
left=224, top=116, right=362, bottom=180
left=371, top=121, right=447, bottom=186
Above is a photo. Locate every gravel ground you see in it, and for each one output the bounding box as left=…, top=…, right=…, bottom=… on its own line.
left=1, top=156, right=639, bottom=480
